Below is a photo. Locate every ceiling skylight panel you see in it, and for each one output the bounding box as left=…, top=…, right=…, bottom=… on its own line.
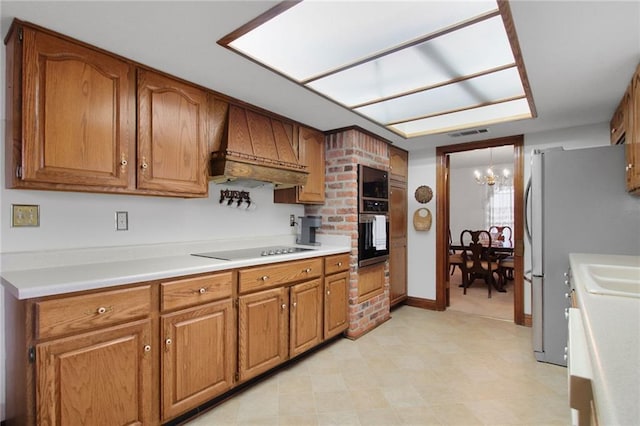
left=390, top=98, right=532, bottom=137
left=356, top=67, right=525, bottom=124
left=228, top=1, right=498, bottom=81
left=308, top=15, right=516, bottom=107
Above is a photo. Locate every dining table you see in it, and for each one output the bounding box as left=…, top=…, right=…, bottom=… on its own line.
left=449, top=239, right=514, bottom=292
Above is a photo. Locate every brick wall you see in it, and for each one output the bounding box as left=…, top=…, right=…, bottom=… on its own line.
left=305, top=128, right=390, bottom=338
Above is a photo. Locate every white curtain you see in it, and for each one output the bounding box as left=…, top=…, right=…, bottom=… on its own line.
left=484, top=183, right=514, bottom=230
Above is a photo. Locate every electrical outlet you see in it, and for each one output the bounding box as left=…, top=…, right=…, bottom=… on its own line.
left=12, top=204, right=40, bottom=227
left=115, top=211, right=128, bottom=231
left=290, top=214, right=296, bottom=227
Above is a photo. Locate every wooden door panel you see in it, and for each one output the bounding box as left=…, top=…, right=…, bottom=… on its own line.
left=161, top=300, right=235, bottom=420
left=389, top=239, right=407, bottom=306
left=22, top=27, right=133, bottom=187
left=238, top=287, right=288, bottom=382
left=137, top=69, right=208, bottom=195
left=36, top=320, right=152, bottom=426
left=324, top=271, right=349, bottom=339
left=290, top=279, right=322, bottom=357
left=389, top=182, right=407, bottom=238
left=297, top=126, right=325, bottom=203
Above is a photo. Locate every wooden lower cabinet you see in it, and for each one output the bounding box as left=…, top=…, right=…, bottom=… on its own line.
left=389, top=238, right=408, bottom=306
left=289, top=278, right=323, bottom=357
left=161, top=299, right=235, bottom=421
left=36, top=319, right=153, bottom=426
left=238, top=287, right=289, bottom=382
left=7, top=253, right=350, bottom=425
left=324, top=271, right=349, bottom=339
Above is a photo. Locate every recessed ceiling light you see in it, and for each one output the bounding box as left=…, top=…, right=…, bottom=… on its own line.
left=219, top=0, right=536, bottom=139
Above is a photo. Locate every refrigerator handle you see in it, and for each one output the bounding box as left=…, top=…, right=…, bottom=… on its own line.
left=524, top=177, right=532, bottom=244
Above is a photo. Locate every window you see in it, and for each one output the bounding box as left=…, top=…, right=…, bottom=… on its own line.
left=484, top=183, right=514, bottom=231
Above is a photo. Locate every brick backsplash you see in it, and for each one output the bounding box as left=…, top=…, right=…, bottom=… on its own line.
left=305, top=129, right=391, bottom=338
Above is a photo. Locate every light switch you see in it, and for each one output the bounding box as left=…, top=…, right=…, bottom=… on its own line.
left=12, top=204, right=40, bottom=227
left=115, top=211, right=128, bottom=231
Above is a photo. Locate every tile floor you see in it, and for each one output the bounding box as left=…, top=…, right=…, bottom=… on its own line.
left=184, top=306, right=569, bottom=425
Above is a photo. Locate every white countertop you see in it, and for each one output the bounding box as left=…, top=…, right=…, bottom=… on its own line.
left=569, top=253, right=640, bottom=426
left=0, top=235, right=350, bottom=300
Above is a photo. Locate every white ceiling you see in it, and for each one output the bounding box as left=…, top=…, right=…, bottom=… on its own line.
left=2, top=1, right=639, bottom=154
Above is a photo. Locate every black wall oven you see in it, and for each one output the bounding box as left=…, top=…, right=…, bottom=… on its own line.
left=358, top=164, right=389, bottom=267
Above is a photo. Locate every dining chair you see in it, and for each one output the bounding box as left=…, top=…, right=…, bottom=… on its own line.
left=499, top=255, right=515, bottom=283
left=459, top=229, right=501, bottom=298
left=489, top=225, right=513, bottom=244
left=448, top=229, right=463, bottom=275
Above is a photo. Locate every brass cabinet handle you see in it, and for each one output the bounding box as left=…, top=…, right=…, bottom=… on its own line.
left=337, top=262, right=342, bottom=267
left=292, top=302, right=297, bottom=308
left=143, top=345, right=151, bottom=353
left=303, top=268, right=312, bottom=273
left=261, top=275, right=269, bottom=281
left=327, top=290, right=331, bottom=295
left=281, top=303, right=287, bottom=311
left=97, top=307, right=107, bottom=314
left=140, top=157, right=148, bottom=171
left=165, top=338, right=172, bottom=352
left=199, top=288, right=206, bottom=294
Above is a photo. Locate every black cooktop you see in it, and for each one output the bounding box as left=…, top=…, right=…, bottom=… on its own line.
left=191, top=246, right=313, bottom=261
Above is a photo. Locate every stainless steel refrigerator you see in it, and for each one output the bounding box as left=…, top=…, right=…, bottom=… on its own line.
left=527, top=144, right=640, bottom=366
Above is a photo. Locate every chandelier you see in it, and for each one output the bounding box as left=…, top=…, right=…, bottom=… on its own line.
left=474, top=148, right=511, bottom=186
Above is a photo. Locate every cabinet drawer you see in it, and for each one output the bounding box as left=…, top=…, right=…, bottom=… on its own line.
left=239, top=258, right=322, bottom=294
left=36, top=285, right=151, bottom=339
left=324, top=253, right=350, bottom=275
left=161, top=272, right=233, bottom=312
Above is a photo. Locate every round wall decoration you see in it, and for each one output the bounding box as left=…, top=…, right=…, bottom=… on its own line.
left=413, top=208, right=432, bottom=231
left=414, top=185, right=433, bottom=204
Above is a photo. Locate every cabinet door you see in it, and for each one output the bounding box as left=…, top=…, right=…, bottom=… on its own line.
left=161, top=300, right=235, bottom=421
left=389, top=146, right=408, bottom=182
left=389, top=238, right=408, bottom=307
left=389, top=181, right=407, bottom=239
left=627, top=69, right=640, bottom=194
left=297, top=126, right=325, bottom=203
left=324, top=271, right=349, bottom=339
left=21, top=27, right=134, bottom=188
left=389, top=180, right=408, bottom=306
left=238, top=287, right=288, bottom=382
left=36, top=320, right=152, bottom=426
left=290, top=279, right=323, bottom=357
left=137, top=69, right=208, bottom=195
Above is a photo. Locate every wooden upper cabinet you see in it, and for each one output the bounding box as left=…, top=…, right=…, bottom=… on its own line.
left=610, top=88, right=629, bottom=145
left=274, top=125, right=326, bottom=204
left=389, top=182, right=407, bottom=239
left=137, top=69, right=209, bottom=196
left=627, top=67, right=640, bottom=194
left=12, top=25, right=135, bottom=189
left=297, top=126, right=326, bottom=203
left=389, top=146, right=408, bottom=182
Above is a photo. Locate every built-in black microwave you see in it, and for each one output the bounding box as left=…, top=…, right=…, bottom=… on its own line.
left=358, top=164, right=389, bottom=214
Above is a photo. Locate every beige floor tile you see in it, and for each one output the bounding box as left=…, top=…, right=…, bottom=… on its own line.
left=278, top=392, right=316, bottom=416
left=314, top=391, right=356, bottom=413
left=357, top=408, right=403, bottom=425
left=382, top=386, right=427, bottom=408
left=349, top=389, right=390, bottom=410
left=395, top=406, right=443, bottom=425
left=430, top=402, right=484, bottom=425
left=278, top=374, right=312, bottom=395
left=278, top=414, right=318, bottom=426
left=316, top=410, right=361, bottom=426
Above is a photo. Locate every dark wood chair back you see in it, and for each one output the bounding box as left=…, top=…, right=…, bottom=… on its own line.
left=459, top=229, right=499, bottom=297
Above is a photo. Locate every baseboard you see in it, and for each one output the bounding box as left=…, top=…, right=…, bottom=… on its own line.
left=404, top=296, right=440, bottom=311
left=523, top=313, right=532, bottom=327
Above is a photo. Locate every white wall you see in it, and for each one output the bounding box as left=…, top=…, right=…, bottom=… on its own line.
left=406, top=148, right=437, bottom=300
left=405, top=122, right=612, bottom=310
left=449, top=162, right=513, bottom=242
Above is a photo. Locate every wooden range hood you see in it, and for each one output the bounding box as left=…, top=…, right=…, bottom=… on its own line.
left=210, top=105, right=309, bottom=188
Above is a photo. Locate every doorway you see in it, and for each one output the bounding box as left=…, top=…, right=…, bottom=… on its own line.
left=435, top=135, right=526, bottom=325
